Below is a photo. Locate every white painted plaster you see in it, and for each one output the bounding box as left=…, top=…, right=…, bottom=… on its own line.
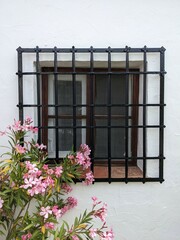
left=0, top=0, right=180, bottom=239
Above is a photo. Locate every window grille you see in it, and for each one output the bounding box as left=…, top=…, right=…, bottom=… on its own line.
left=17, top=46, right=166, bottom=183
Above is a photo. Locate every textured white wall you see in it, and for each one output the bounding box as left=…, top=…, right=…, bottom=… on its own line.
left=0, top=0, right=180, bottom=239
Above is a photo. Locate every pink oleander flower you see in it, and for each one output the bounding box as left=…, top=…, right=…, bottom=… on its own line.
left=79, top=143, right=91, bottom=156
left=0, top=197, right=4, bottom=209
left=71, top=235, right=79, bottom=240
left=15, top=144, right=26, bottom=154
left=89, top=228, right=97, bottom=238
left=61, top=205, right=69, bottom=215
left=35, top=143, right=47, bottom=150
left=42, top=164, right=49, bottom=171
left=11, top=119, right=22, bottom=132
left=24, top=161, right=42, bottom=177
left=21, top=176, right=41, bottom=195
left=93, top=203, right=107, bottom=222
left=75, top=146, right=91, bottom=169
left=27, top=186, right=38, bottom=197
left=31, top=127, right=38, bottom=133
left=100, top=229, right=114, bottom=240
left=61, top=183, right=72, bottom=193
left=47, top=168, right=54, bottom=175
left=0, top=131, right=6, bottom=136
left=76, top=152, right=85, bottom=165
left=52, top=205, right=62, bottom=219
left=21, top=232, right=32, bottom=240
left=92, top=196, right=102, bottom=206
left=40, top=206, right=52, bottom=219
left=54, top=166, right=63, bottom=177
left=82, top=156, right=91, bottom=169
left=44, top=176, right=55, bottom=187
left=24, top=116, right=33, bottom=125
left=44, top=222, right=55, bottom=230
left=22, top=177, right=34, bottom=189
left=25, top=161, right=38, bottom=172
left=83, top=171, right=94, bottom=185
left=68, top=154, right=75, bottom=161
left=21, top=162, right=53, bottom=196
left=67, top=197, right=78, bottom=209
left=75, top=151, right=91, bottom=169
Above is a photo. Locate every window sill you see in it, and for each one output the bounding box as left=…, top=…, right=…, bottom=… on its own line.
left=94, top=165, right=143, bottom=178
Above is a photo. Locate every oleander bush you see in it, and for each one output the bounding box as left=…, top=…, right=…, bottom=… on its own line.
left=0, top=117, right=114, bottom=240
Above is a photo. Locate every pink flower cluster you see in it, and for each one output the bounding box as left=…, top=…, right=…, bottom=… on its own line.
left=89, top=197, right=114, bottom=240
left=8, top=117, right=38, bottom=133
left=44, top=222, right=55, bottom=230
left=68, top=144, right=94, bottom=185
left=34, top=143, right=47, bottom=151
left=40, top=205, right=62, bottom=220
left=21, top=232, right=32, bottom=240
left=20, top=161, right=63, bottom=196
left=83, top=171, right=94, bottom=185
left=100, top=229, right=114, bottom=240
left=92, top=197, right=107, bottom=222
left=94, top=203, right=107, bottom=223
left=61, top=183, right=73, bottom=193
left=60, top=196, right=78, bottom=215
left=71, top=236, right=79, bottom=240
left=39, top=197, right=77, bottom=222
left=15, top=144, right=27, bottom=154
left=89, top=228, right=97, bottom=238
left=69, top=144, right=91, bottom=170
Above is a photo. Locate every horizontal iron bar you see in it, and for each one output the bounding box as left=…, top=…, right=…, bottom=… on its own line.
left=37, top=125, right=166, bottom=129
left=17, top=46, right=166, bottom=53
left=16, top=71, right=166, bottom=75
left=73, top=178, right=164, bottom=183
left=17, top=103, right=166, bottom=107
left=94, top=178, right=164, bottom=183
left=47, top=156, right=165, bottom=160
left=90, top=156, right=165, bottom=160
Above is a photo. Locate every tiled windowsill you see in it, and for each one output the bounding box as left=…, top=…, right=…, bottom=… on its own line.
left=94, top=165, right=143, bottom=178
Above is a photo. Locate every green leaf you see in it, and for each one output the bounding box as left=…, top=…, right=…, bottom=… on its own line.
left=22, top=223, right=35, bottom=231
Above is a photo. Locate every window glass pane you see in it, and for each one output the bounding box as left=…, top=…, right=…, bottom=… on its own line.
left=58, top=80, right=82, bottom=115
left=95, top=75, right=108, bottom=105
left=58, top=120, right=73, bottom=151
left=58, top=119, right=82, bottom=152
left=94, top=125, right=108, bottom=158
left=111, top=75, right=126, bottom=105
left=111, top=119, right=125, bottom=158
left=58, top=80, right=72, bottom=106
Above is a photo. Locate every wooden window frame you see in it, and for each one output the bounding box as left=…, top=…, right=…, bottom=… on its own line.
left=41, top=67, right=139, bottom=166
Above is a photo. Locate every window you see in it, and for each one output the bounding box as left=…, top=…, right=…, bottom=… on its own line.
left=17, top=46, right=166, bottom=183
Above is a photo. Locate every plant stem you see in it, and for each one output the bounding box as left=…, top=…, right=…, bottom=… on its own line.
left=6, top=200, right=31, bottom=240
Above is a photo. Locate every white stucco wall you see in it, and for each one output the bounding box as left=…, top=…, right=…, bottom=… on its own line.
left=0, top=0, right=180, bottom=239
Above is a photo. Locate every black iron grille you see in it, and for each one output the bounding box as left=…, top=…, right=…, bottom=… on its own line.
left=17, top=46, right=166, bottom=183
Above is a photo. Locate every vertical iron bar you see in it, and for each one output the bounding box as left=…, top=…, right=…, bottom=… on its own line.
left=90, top=46, right=94, bottom=172
left=107, top=47, right=112, bottom=183
left=17, top=47, right=24, bottom=123
left=54, top=47, right=59, bottom=161
left=125, top=46, right=130, bottom=183
left=72, top=46, right=77, bottom=151
left=36, top=46, right=41, bottom=143
left=143, top=46, right=147, bottom=182
left=159, top=47, right=165, bottom=182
